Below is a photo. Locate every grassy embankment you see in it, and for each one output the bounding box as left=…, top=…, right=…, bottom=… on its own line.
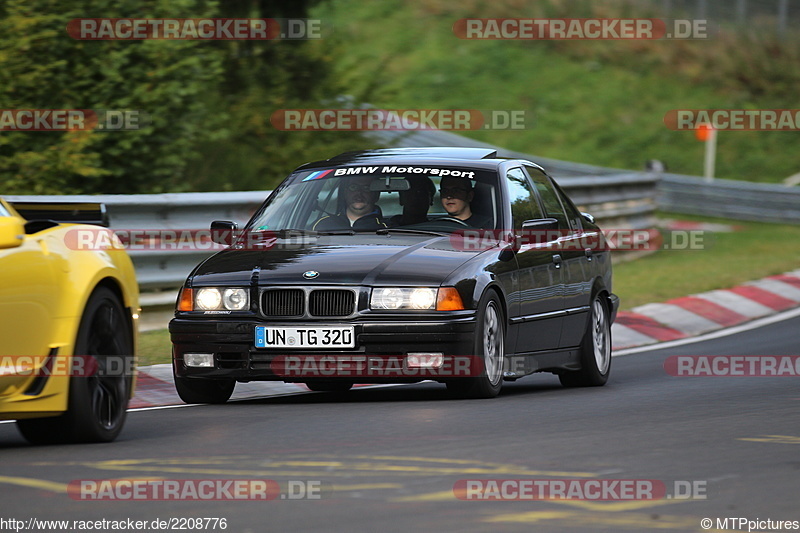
left=311, top=0, right=800, bottom=183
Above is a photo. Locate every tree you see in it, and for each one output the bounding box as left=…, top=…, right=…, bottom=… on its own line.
left=0, top=0, right=226, bottom=194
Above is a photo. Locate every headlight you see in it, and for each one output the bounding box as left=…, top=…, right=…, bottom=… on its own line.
left=370, top=288, right=437, bottom=310
left=222, top=288, right=248, bottom=310
left=196, top=288, right=222, bottom=310
left=191, top=287, right=250, bottom=311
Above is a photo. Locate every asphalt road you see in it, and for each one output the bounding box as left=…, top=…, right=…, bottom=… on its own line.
left=1, top=312, right=799, bottom=533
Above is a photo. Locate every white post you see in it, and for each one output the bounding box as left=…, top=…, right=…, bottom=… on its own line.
left=704, top=128, right=717, bottom=182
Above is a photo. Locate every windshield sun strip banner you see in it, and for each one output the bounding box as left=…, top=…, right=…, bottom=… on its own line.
left=300, top=166, right=480, bottom=181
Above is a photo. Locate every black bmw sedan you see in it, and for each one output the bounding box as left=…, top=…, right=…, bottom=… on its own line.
left=170, top=147, right=619, bottom=402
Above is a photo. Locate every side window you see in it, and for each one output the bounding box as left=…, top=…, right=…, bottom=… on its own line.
left=505, top=168, right=543, bottom=230
left=524, top=166, right=568, bottom=229
left=552, top=180, right=583, bottom=230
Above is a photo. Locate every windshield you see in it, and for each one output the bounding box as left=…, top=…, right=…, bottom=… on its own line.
left=246, top=165, right=499, bottom=234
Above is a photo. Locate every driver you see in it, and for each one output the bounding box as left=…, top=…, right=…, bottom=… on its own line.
left=313, top=175, right=387, bottom=231
left=439, top=176, right=492, bottom=228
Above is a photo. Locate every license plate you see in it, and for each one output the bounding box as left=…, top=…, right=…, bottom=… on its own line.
left=255, top=326, right=355, bottom=349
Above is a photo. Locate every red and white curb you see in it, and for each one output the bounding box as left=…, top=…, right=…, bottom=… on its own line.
left=130, top=269, right=800, bottom=408
left=612, top=269, right=800, bottom=349
left=130, top=366, right=316, bottom=409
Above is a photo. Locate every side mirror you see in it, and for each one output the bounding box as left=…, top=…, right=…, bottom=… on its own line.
left=581, top=212, right=595, bottom=224
left=0, top=216, right=25, bottom=249
left=210, top=220, right=238, bottom=245
left=521, top=218, right=559, bottom=231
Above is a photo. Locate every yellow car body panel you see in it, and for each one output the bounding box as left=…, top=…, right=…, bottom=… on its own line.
left=0, top=198, right=139, bottom=420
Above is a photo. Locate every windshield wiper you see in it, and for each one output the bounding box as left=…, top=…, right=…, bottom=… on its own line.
left=317, top=229, right=356, bottom=235
left=375, top=228, right=447, bottom=237
left=277, top=228, right=318, bottom=238
left=276, top=228, right=356, bottom=237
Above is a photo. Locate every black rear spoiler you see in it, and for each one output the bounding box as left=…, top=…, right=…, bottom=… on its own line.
left=9, top=201, right=109, bottom=227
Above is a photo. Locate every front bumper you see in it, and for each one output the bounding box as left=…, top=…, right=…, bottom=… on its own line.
left=170, top=313, right=478, bottom=382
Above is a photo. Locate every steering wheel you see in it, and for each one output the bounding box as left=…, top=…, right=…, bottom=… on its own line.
left=434, top=217, right=470, bottom=227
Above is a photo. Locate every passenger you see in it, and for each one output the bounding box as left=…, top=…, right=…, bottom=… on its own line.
left=313, top=175, right=386, bottom=231
left=439, top=176, right=492, bottom=228
left=389, top=175, right=436, bottom=226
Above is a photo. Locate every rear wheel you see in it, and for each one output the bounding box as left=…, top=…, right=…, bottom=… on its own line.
left=447, top=290, right=505, bottom=399
left=17, top=286, right=133, bottom=444
left=559, top=293, right=611, bottom=387
left=175, top=376, right=235, bottom=404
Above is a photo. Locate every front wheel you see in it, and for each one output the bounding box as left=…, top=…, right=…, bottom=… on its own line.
left=447, top=290, right=505, bottom=399
left=175, top=376, right=235, bottom=404
left=17, top=286, right=133, bottom=444
left=559, top=294, right=611, bottom=387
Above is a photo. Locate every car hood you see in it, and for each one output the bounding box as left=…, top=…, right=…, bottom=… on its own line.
left=190, top=234, right=488, bottom=287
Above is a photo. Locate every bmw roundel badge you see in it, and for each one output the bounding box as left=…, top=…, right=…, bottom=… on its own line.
left=303, top=270, right=320, bottom=279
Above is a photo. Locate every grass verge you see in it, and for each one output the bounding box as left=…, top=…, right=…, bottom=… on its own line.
left=614, top=214, right=800, bottom=309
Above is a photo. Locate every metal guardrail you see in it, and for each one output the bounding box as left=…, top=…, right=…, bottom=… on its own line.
left=658, top=174, right=800, bottom=224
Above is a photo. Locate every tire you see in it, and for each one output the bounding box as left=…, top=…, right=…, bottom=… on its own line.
left=175, top=376, right=235, bottom=404
left=559, top=293, right=612, bottom=388
left=305, top=381, right=353, bottom=392
left=17, top=287, right=133, bottom=444
left=447, top=290, right=505, bottom=399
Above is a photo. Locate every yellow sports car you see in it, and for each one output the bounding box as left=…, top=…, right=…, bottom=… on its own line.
left=0, top=198, right=139, bottom=444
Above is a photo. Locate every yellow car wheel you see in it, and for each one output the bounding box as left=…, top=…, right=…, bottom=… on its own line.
left=17, top=287, right=133, bottom=444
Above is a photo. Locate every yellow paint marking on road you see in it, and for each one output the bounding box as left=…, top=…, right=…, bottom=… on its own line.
left=316, top=455, right=597, bottom=477
left=547, top=498, right=687, bottom=512
left=350, top=455, right=490, bottom=464
left=69, top=465, right=405, bottom=477
left=485, top=510, right=702, bottom=529
left=329, top=483, right=403, bottom=491
left=738, top=435, right=800, bottom=444
left=0, top=475, right=68, bottom=493
left=32, top=457, right=250, bottom=467
left=391, top=490, right=458, bottom=502
left=262, top=461, right=594, bottom=477
left=393, top=493, right=691, bottom=508
left=41, top=457, right=598, bottom=479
